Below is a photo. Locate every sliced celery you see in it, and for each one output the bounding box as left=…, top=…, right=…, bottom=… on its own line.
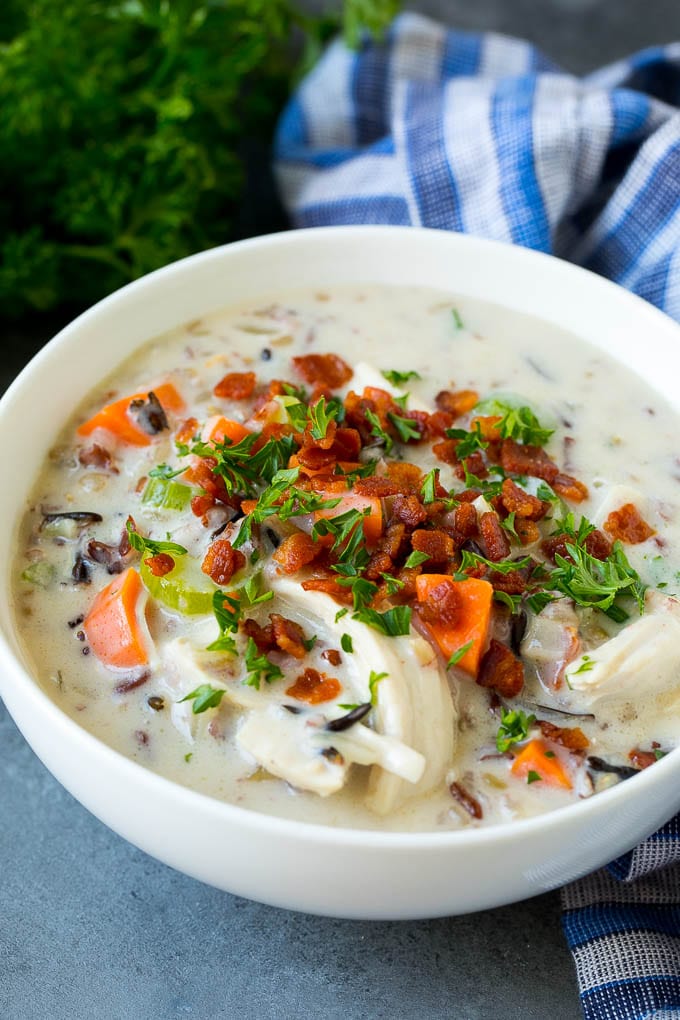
left=142, top=476, right=192, bottom=511
left=21, top=560, right=56, bottom=588
left=140, top=558, right=213, bottom=615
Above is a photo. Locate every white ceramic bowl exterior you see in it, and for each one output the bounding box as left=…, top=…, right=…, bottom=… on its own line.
left=2, top=227, right=680, bottom=919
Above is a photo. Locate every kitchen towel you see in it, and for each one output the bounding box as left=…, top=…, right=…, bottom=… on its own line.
left=274, top=13, right=680, bottom=1019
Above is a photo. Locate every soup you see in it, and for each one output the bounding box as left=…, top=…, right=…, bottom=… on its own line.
left=14, top=285, right=680, bottom=831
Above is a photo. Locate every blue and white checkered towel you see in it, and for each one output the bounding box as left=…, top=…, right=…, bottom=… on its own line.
left=274, top=13, right=680, bottom=1017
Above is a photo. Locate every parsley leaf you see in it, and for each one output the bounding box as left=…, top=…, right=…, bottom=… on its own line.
left=387, top=411, right=420, bottom=444
left=451, top=308, right=464, bottom=330
left=126, top=520, right=187, bottom=558
left=382, top=370, right=421, bottom=386
left=366, top=409, right=393, bottom=452
left=527, top=770, right=542, bottom=784
left=179, top=684, right=227, bottom=715
left=308, top=396, right=340, bottom=441
left=550, top=540, right=646, bottom=620
left=475, top=398, right=554, bottom=446
left=445, top=421, right=488, bottom=459
left=149, top=463, right=185, bottom=480
left=458, top=550, right=532, bottom=575
left=496, top=707, right=536, bottom=752
left=420, top=469, right=437, bottom=504
left=405, top=550, right=430, bottom=569
left=243, top=637, right=283, bottom=690
left=341, top=633, right=353, bottom=654
left=206, top=590, right=241, bottom=653
left=353, top=605, right=412, bottom=637
left=446, top=641, right=473, bottom=669
left=368, top=670, right=388, bottom=704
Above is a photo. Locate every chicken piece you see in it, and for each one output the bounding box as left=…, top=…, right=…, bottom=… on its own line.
left=564, top=590, right=680, bottom=705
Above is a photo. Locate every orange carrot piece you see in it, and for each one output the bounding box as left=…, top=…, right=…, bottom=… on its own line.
left=415, top=574, right=493, bottom=677
left=203, top=416, right=252, bottom=446
left=82, top=568, right=152, bottom=670
left=511, top=739, right=572, bottom=789
left=77, top=382, right=185, bottom=446
left=314, top=492, right=383, bottom=545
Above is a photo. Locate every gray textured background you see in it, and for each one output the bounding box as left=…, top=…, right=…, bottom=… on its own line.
left=3, top=3, right=680, bottom=1018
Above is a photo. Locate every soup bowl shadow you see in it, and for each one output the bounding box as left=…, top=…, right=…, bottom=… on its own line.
left=1, top=226, right=679, bottom=919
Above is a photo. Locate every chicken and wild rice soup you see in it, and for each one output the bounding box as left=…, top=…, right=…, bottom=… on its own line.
left=14, top=285, right=680, bottom=831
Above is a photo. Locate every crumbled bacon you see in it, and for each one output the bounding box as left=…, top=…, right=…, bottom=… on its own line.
left=604, top=503, right=656, bottom=544
left=411, top=529, right=455, bottom=562
left=301, top=576, right=354, bottom=604
left=470, top=415, right=503, bottom=441
left=419, top=579, right=460, bottom=626
left=191, top=493, right=215, bottom=518
left=365, top=551, right=394, bottom=580
left=500, top=439, right=559, bottom=483
left=213, top=371, right=257, bottom=400
left=241, top=618, right=275, bottom=653
left=477, top=640, right=524, bottom=697
left=78, top=444, right=118, bottom=473
left=201, top=539, right=246, bottom=585
left=273, top=532, right=321, bottom=574
left=427, top=410, right=455, bottom=437
left=378, top=522, right=408, bottom=560
left=354, top=477, right=401, bottom=498
left=270, top=613, right=308, bottom=659
left=391, top=494, right=427, bottom=528
left=301, top=418, right=338, bottom=452
left=144, top=553, right=175, bottom=577
left=449, top=781, right=483, bottom=820
left=384, top=461, right=423, bottom=492
left=332, top=427, right=362, bottom=462
left=628, top=748, right=658, bottom=770
left=295, top=444, right=336, bottom=471
left=454, top=451, right=488, bottom=481
left=542, top=528, right=611, bottom=564
left=489, top=569, right=527, bottom=595
left=553, top=473, right=589, bottom=503
left=432, top=439, right=460, bottom=466
left=453, top=502, right=479, bottom=541
left=175, top=417, right=199, bottom=444
left=292, top=353, right=352, bottom=389
left=435, top=389, right=479, bottom=417
left=479, top=512, right=510, bottom=562
left=538, top=720, right=589, bottom=753
left=514, top=519, right=540, bottom=546
left=286, top=668, right=342, bottom=704
left=322, top=649, right=342, bottom=667
left=500, top=478, right=548, bottom=521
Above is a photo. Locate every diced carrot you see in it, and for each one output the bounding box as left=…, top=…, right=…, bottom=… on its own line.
left=314, top=492, right=383, bottom=545
left=82, top=568, right=152, bottom=670
left=511, top=739, right=572, bottom=790
left=202, top=416, right=252, bottom=446
left=415, top=574, right=493, bottom=677
left=77, top=382, right=185, bottom=446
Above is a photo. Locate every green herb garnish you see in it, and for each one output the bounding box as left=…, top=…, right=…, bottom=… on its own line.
left=527, top=770, right=542, bottom=784
left=243, top=637, right=283, bottom=690
left=475, top=398, right=554, bottom=446
left=341, top=633, right=353, bottom=654
left=382, top=370, right=421, bottom=386
left=353, top=605, right=412, bottom=637
left=126, top=520, right=187, bottom=558
left=179, top=684, right=227, bottom=715
left=446, top=641, right=473, bottom=669
left=496, top=707, right=536, bottom=752
left=405, top=550, right=430, bottom=569
left=368, top=670, right=388, bottom=704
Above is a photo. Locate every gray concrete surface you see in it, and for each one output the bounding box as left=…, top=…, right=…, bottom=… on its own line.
left=3, top=3, right=680, bottom=1018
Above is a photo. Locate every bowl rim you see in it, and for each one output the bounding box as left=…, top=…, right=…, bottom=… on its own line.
left=2, top=223, right=679, bottom=852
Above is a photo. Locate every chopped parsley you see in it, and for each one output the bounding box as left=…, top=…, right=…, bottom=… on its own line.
left=475, top=398, right=554, bottom=446
left=446, top=641, right=473, bottom=669
left=340, top=633, right=353, bottom=654
left=550, top=540, right=646, bottom=621
left=368, top=670, right=388, bottom=704
left=387, top=411, right=421, bottom=444
left=308, top=396, right=341, bottom=441
left=335, top=608, right=349, bottom=623
left=353, top=604, right=412, bottom=637
left=445, top=421, right=488, bottom=459
left=420, top=468, right=437, bottom=504
left=126, top=520, right=187, bottom=558
left=235, top=468, right=342, bottom=548
left=527, top=770, right=542, bottom=784
left=572, top=655, right=595, bottom=675
left=382, top=369, right=421, bottom=386
left=405, top=550, right=430, bottom=569
left=451, top=307, right=464, bottom=330
left=243, top=638, right=283, bottom=690
left=458, top=550, right=532, bottom=576
left=179, top=684, right=227, bottom=714
left=496, top=707, right=536, bottom=752
left=148, top=462, right=186, bottom=480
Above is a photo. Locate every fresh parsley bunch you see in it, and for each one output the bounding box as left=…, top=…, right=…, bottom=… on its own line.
left=0, top=0, right=397, bottom=316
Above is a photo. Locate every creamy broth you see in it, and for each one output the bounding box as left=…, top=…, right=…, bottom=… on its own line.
left=13, top=285, right=680, bottom=832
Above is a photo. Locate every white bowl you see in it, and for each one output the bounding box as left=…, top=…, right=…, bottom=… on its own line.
left=2, top=226, right=680, bottom=920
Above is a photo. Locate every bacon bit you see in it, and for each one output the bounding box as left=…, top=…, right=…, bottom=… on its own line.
left=270, top=613, right=308, bottom=659
left=449, top=781, right=483, bottom=820
left=292, top=353, right=352, bottom=390
left=435, top=389, right=479, bottom=417
left=365, top=551, right=394, bottom=581
left=490, top=569, right=527, bottom=595
left=427, top=410, right=455, bottom=437
left=191, top=493, right=215, bottom=518
left=301, top=577, right=354, bottom=605
left=479, top=512, right=510, bottom=562
left=183, top=455, right=230, bottom=503
left=515, top=519, right=540, bottom=546
left=553, top=473, right=589, bottom=503
left=354, top=477, right=401, bottom=498
left=373, top=564, right=423, bottom=606
left=241, top=618, right=275, bottom=653
left=454, top=502, right=479, bottom=540
left=301, top=418, right=338, bottom=452
left=201, top=539, right=246, bottom=585
left=295, top=444, right=336, bottom=471
left=411, top=529, right=455, bottom=562
left=454, top=451, right=488, bottom=481
left=500, top=439, right=559, bottom=483
left=332, top=427, right=362, bottom=462
left=272, top=532, right=321, bottom=574
left=378, top=522, right=408, bottom=560
left=542, top=528, right=611, bottom=564
left=240, top=498, right=258, bottom=515
left=385, top=461, right=423, bottom=493
left=500, top=478, right=548, bottom=521
left=144, top=553, right=175, bottom=577
left=419, top=579, right=459, bottom=626
left=604, top=503, right=656, bottom=544
left=538, top=720, right=589, bottom=753
left=471, top=415, right=503, bottom=441
left=432, top=439, right=459, bottom=466
left=213, top=371, right=257, bottom=401
left=322, top=648, right=342, bottom=667
left=391, top=494, right=427, bottom=528
left=477, top=640, right=524, bottom=698
left=175, top=417, right=199, bottom=444
left=628, top=748, right=659, bottom=770
left=285, top=667, right=342, bottom=704
left=78, top=444, right=118, bottom=472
